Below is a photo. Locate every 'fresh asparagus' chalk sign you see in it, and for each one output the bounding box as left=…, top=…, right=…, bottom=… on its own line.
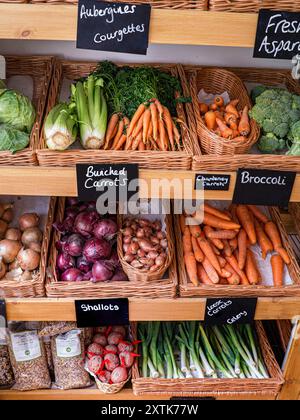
left=254, top=9, right=300, bottom=59
left=77, top=0, right=151, bottom=55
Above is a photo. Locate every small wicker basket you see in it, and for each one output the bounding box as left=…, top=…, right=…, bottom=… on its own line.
left=209, top=0, right=300, bottom=12
left=94, top=372, right=131, bottom=394
left=29, top=0, right=208, bottom=9
left=189, top=67, right=260, bottom=155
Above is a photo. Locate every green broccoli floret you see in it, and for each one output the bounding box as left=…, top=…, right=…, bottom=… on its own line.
left=291, top=121, right=300, bottom=142
left=251, top=85, right=268, bottom=103
left=258, top=133, right=286, bottom=154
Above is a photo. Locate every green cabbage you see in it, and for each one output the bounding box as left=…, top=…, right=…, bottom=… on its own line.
left=0, top=124, right=30, bottom=153
left=0, top=88, right=35, bottom=133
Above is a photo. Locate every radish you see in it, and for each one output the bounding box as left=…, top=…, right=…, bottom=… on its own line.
left=111, top=366, right=128, bottom=384
left=105, top=344, right=118, bottom=354
left=93, top=333, right=107, bottom=347
left=107, top=332, right=123, bottom=345
left=104, top=353, right=120, bottom=371
left=87, top=355, right=103, bottom=374
left=119, top=351, right=135, bottom=368
left=118, top=341, right=134, bottom=353
left=98, top=370, right=111, bottom=383
left=112, top=326, right=126, bottom=337
left=87, top=343, right=104, bottom=358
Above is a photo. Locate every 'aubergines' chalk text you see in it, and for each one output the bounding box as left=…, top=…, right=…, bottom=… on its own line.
left=259, top=13, right=300, bottom=57
left=80, top=4, right=136, bottom=23
left=240, top=170, right=286, bottom=186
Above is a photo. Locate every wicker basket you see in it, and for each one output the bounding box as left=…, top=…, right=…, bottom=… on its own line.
left=0, top=55, right=53, bottom=166
left=132, top=321, right=283, bottom=396
left=37, top=60, right=192, bottom=170
left=117, top=212, right=174, bottom=282
left=276, top=320, right=292, bottom=352
left=176, top=205, right=300, bottom=298
left=0, top=196, right=56, bottom=298
left=189, top=67, right=260, bottom=155
left=29, top=0, right=208, bottom=9
left=94, top=372, right=131, bottom=394
left=209, top=0, right=300, bottom=12
left=46, top=197, right=178, bottom=298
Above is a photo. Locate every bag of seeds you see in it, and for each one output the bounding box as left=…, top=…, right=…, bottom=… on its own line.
left=43, top=336, right=54, bottom=379
left=51, top=329, right=91, bottom=390
left=39, top=321, right=77, bottom=337
left=0, top=329, right=14, bottom=388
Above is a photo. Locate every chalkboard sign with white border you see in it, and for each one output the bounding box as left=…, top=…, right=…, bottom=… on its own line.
left=77, top=0, right=151, bottom=55
left=204, top=298, right=257, bottom=326
left=254, top=9, right=300, bottom=59
left=75, top=298, right=129, bottom=328
left=195, top=174, right=231, bottom=191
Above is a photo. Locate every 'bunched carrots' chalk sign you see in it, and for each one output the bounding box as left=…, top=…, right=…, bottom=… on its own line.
left=76, top=0, right=151, bottom=55
left=254, top=9, right=300, bottom=59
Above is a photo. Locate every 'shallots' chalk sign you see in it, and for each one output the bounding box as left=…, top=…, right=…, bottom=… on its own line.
left=204, top=298, right=257, bottom=326
left=77, top=0, right=151, bottom=55
left=232, top=168, right=296, bottom=207
left=254, top=9, right=300, bottom=59
left=75, top=298, right=129, bottom=327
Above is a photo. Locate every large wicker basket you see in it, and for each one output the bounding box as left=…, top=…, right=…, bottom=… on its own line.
left=0, top=196, right=56, bottom=298
left=29, top=0, right=207, bottom=8
left=176, top=205, right=300, bottom=298
left=189, top=67, right=260, bottom=155
left=37, top=60, right=192, bottom=170
left=132, top=321, right=284, bottom=397
left=46, top=197, right=178, bottom=298
left=209, top=0, right=300, bottom=12
left=0, top=55, right=53, bottom=166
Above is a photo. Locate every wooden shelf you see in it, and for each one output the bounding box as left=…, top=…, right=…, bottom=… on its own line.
left=1, top=166, right=300, bottom=201
left=0, top=5, right=258, bottom=47
left=5, top=297, right=300, bottom=321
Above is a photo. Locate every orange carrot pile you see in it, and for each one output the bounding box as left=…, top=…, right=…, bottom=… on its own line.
left=181, top=203, right=290, bottom=287
left=199, top=96, right=251, bottom=141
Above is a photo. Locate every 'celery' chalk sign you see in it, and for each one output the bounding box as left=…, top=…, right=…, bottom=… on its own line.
left=77, top=0, right=151, bottom=55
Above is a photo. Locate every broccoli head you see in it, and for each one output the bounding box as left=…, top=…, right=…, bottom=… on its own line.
left=258, top=133, right=286, bottom=154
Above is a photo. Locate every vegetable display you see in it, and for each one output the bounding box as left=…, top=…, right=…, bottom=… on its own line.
left=181, top=203, right=290, bottom=287
left=138, top=322, right=269, bottom=379
left=54, top=199, right=127, bottom=283
left=249, top=87, right=300, bottom=155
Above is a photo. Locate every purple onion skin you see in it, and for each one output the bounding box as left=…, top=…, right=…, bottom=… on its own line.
left=93, top=219, right=117, bottom=241
left=109, top=249, right=120, bottom=266
left=55, top=235, right=68, bottom=251
left=91, top=261, right=114, bottom=282
left=78, top=203, right=88, bottom=212
left=66, top=197, right=78, bottom=207
left=74, top=210, right=99, bottom=238
left=83, top=238, right=112, bottom=263
left=83, top=271, right=93, bottom=281
left=57, top=253, right=76, bottom=272
left=65, top=206, right=80, bottom=219
left=77, top=256, right=92, bottom=273
left=111, top=267, right=128, bottom=282
left=87, top=201, right=96, bottom=209
left=64, top=233, right=85, bottom=257
left=61, top=268, right=83, bottom=282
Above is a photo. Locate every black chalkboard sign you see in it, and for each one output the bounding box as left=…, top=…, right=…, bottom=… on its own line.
left=204, top=298, right=257, bottom=326
left=254, top=9, right=300, bottom=59
left=195, top=174, right=231, bottom=191
left=76, top=163, right=139, bottom=203
left=75, top=298, right=129, bottom=327
left=0, top=299, right=7, bottom=329
left=232, top=168, right=295, bottom=207
left=77, top=0, right=151, bottom=55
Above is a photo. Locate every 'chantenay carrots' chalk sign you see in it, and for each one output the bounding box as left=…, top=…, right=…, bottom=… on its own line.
left=254, top=9, right=300, bottom=59
left=76, top=0, right=151, bottom=55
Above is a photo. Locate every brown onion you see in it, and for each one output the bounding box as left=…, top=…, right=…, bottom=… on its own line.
left=0, top=239, right=22, bottom=263
left=138, top=239, right=156, bottom=252
left=9, top=260, right=20, bottom=270
left=5, top=228, right=21, bottom=241
left=147, top=250, right=159, bottom=259
left=130, top=223, right=138, bottom=231
left=155, top=255, right=166, bottom=267
left=0, top=220, right=8, bottom=239
left=2, top=208, right=13, bottom=223
left=29, top=242, right=42, bottom=253
left=128, top=242, right=139, bottom=254
left=157, top=231, right=166, bottom=240
left=124, top=254, right=135, bottom=263
left=131, top=260, right=143, bottom=269
left=122, top=227, right=133, bottom=236
left=0, top=204, right=12, bottom=219
left=123, top=244, right=129, bottom=253
left=139, top=257, right=155, bottom=267
left=143, top=227, right=152, bottom=237
left=160, top=239, right=168, bottom=249
left=137, top=249, right=146, bottom=258
left=149, top=264, right=158, bottom=272
left=0, top=257, right=7, bottom=280
left=20, top=271, right=32, bottom=281
left=150, top=236, right=160, bottom=245
left=19, top=213, right=40, bottom=231
left=21, top=227, right=43, bottom=246
left=136, top=228, right=145, bottom=238
left=138, top=219, right=150, bottom=228
left=123, top=236, right=132, bottom=244
left=17, top=248, right=40, bottom=271
left=153, top=221, right=162, bottom=231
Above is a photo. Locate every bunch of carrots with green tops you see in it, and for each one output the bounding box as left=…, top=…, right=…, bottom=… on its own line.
left=103, top=99, right=181, bottom=152
left=199, top=96, right=250, bottom=141
left=181, top=202, right=291, bottom=287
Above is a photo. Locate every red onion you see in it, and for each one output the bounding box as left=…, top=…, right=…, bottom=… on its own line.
left=61, top=268, right=83, bottom=282
left=83, top=271, right=93, bottom=281
left=53, top=216, right=75, bottom=234
left=111, top=267, right=128, bottom=282
left=56, top=235, right=68, bottom=251
left=109, top=249, right=120, bottom=266
left=111, top=366, right=128, bottom=383
left=83, top=238, right=111, bottom=262
left=76, top=256, right=92, bottom=273
left=66, top=197, right=78, bottom=207
left=104, top=353, right=119, bottom=371
left=57, top=253, right=76, bottom=272
left=91, top=261, right=114, bottom=282
left=65, top=206, right=79, bottom=219
left=87, top=201, right=96, bottom=209
left=64, top=233, right=85, bottom=257
left=74, top=210, right=99, bottom=238
left=93, top=219, right=117, bottom=241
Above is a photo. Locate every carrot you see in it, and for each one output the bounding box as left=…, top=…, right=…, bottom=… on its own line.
left=147, top=119, right=153, bottom=138
left=158, top=119, right=168, bottom=151
left=271, top=254, right=284, bottom=287
left=197, top=264, right=213, bottom=285
left=172, top=120, right=181, bottom=149
left=216, top=118, right=233, bottom=139
left=229, top=237, right=238, bottom=251
left=127, top=104, right=146, bottom=137
left=104, top=113, right=119, bottom=149
left=189, top=224, right=202, bottom=238
left=237, top=229, right=247, bottom=270
left=225, top=103, right=239, bottom=118
left=203, top=226, right=224, bottom=250
left=206, top=229, right=238, bottom=240
left=236, top=205, right=256, bottom=245
left=203, top=203, right=231, bottom=221
left=183, top=227, right=193, bottom=254
left=142, top=108, right=151, bottom=144
left=138, top=141, right=145, bottom=151
left=199, top=103, right=209, bottom=115
left=184, top=252, right=199, bottom=286
left=200, top=213, right=240, bottom=230
left=220, top=267, right=232, bottom=278
left=223, top=263, right=240, bottom=285
left=111, top=119, right=124, bottom=149
left=149, top=102, right=158, bottom=141
left=229, top=204, right=240, bottom=226
left=214, top=111, right=225, bottom=122
left=209, top=241, right=221, bottom=256
left=202, top=257, right=219, bottom=284
left=192, top=236, right=204, bottom=263
left=225, top=255, right=250, bottom=285
left=219, top=277, right=229, bottom=285
left=217, top=255, right=226, bottom=268
left=231, top=128, right=240, bottom=137
left=245, top=249, right=260, bottom=285
left=233, top=135, right=247, bottom=142
left=114, top=134, right=127, bottom=151
left=209, top=103, right=218, bottom=111
left=230, top=99, right=239, bottom=107
left=247, top=205, right=269, bottom=224
left=149, top=137, right=159, bottom=151
left=179, top=214, right=186, bottom=234
left=264, top=221, right=290, bottom=265
left=163, top=106, right=174, bottom=150
left=155, top=99, right=164, bottom=119
left=198, top=238, right=221, bottom=274
left=254, top=218, right=273, bottom=260
left=132, top=112, right=145, bottom=138
left=204, top=111, right=216, bottom=130
left=224, top=112, right=237, bottom=126
left=131, top=132, right=142, bottom=151
left=238, top=106, right=250, bottom=136
left=223, top=239, right=232, bottom=257
left=214, top=96, right=224, bottom=108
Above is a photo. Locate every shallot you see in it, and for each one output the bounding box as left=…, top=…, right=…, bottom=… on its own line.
left=0, top=239, right=22, bottom=263
left=5, top=228, right=21, bottom=241
left=107, top=332, right=123, bottom=345
left=93, top=334, right=107, bottom=347
left=104, top=353, right=119, bottom=371
left=111, top=366, right=128, bottom=383
left=87, top=343, right=104, bottom=358
left=119, top=351, right=135, bottom=368
left=21, top=227, right=43, bottom=246
left=19, top=213, right=40, bottom=231
left=98, top=370, right=111, bottom=383
left=87, top=355, right=103, bottom=374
